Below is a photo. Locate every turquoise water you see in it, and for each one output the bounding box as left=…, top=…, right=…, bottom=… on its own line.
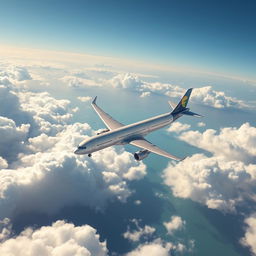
left=22, top=79, right=252, bottom=255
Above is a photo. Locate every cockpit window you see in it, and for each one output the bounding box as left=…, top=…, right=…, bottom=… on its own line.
left=78, top=146, right=87, bottom=149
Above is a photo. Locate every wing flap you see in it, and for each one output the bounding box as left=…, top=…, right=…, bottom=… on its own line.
left=91, top=97, right=124, bottom=130
left=130, top=138, right=183, bottom=161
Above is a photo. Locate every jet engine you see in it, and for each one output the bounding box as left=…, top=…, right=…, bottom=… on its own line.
left=134, top=150, right=150, bottom=161
left=97, top=129, right=110, bottom=135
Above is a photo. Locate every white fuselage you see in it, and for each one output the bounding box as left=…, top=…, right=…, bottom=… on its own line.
left=75, top=112, right=180, bottom=155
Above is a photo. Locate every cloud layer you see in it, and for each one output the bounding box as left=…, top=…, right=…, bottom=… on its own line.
left=0, top=66, right=146, bottom=221
left=241, top=213, right=256, bottom=255
left=164, top=123, right=256, bottom=213
left=179, top=122, right=256, bottom=164
left=60, top=70, right=252, bottom=110
left=0, top=220, right=108, bottom=256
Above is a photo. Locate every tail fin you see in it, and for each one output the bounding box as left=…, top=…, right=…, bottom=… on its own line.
left=171, top=88, right=193, bottom=114
left=171, top=88, right=203, bottom=117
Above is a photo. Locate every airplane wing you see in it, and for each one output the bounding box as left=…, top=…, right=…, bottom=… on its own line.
left=130, top=138, right=183, bottom=161
left=91, top=96, right=124, bottom=130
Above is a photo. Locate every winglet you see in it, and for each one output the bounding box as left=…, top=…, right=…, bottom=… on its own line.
left=92, top=96, right=97, bottom=105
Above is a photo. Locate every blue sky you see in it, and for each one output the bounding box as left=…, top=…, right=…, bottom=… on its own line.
left=0, top=0, right=255, bottom=79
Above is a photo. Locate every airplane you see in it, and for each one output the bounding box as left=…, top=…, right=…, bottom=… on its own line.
left=74, top=88, right=202, bottom=161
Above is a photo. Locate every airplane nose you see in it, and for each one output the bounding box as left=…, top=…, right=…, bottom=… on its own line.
left=74, top=149, right=80, bottom=154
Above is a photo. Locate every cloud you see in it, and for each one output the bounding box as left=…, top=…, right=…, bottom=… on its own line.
left=0, top=122, right=146, bottom=219
left=125, top=241, right=171, bottom=256
left=109, top=73, right=183, bottom=98
left=191, top=86, right=249, bottom=109
left=164, top=123, right=256, bottom=213
left=77, top=96, right=92, bottom=102
left=0, top=72, right=146, bottom=220
left=125, top=238, right=187, bottom=256
left=241, top=213, right=256, bottom=255
left=140, top=92, right=151, bottom=98
left=0, top=220, right=108, bottom=256
left=0, top=219, right=187, bottom=256
left=123, top=219, right=155, bottom=242
left=0, top=82, right=75, bottom=138
left=134, top=200, right=141, bottom=205
left=61, top=71, right=253, bottom=111
left=0, top=77, right=78, bottom=165
left=0, top=218, right=12, bottom=241
left=19, top=91, right=76, bottom=136
left=61, top=75, right=101, bottom=88
left=179, top=123, right=256, bottom=164
left=0, top=65, right=31, bottom=83
left=110, top=73, right=142, bottom=90
left=163, top=153, right=256, bottom=213
left=197, top=122, right=206, bottom=127
left=0, top=85, right=33, bottom=127
left=107, top=74, right=251, bottom=109
left=163, top=216, right=185, bottom=235
left=0, top=116, right=30, bottom=163
left=167, top=122, right=191, bottom=134
left=0, top=157, right=8, bottom=169
left=108, top=74, right=253, bottom=110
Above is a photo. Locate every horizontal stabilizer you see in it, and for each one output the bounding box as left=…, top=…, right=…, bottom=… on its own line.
left=182, top=110, right=203, bottom=118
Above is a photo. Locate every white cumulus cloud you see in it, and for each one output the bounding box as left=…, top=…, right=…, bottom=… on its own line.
left=0, top=122, right=146, bottom=219
left=125, top=238, right=186, bottom=256
left=0, top=73, right=146, bottom=220
left=163, top=153, right=256, bottom=213
left=191, top=86, right=249, bottom=109
left=77, top=96, right=92, bottom=102
left=62, top=75, right=101, bottom=88
left=0, top=65, right=31, bottom=84
left=241, top=213, right=256, bottom=255
left=167, top=122, right=191, bottom=134
left=164, top=123, right=256, bottom=213
left=197, top=122, right=206, bottom=127
left=0, top=220, right=108, bottom=256
left=61, top=71, right=253, bottom=110
left=0, top=116, right=30, bottom=163
left=163, top=216, right=185, bottom=235
left=123, top=219, right=155, bottom=242
left=179, top=122, right=256, bottom=164
left=140, top=91, right=151, bottom=98
left=125, top=241, right=171, bottom=256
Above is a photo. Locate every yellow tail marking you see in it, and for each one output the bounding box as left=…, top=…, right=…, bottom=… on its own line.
left=181, top=96, right=188, bottom=107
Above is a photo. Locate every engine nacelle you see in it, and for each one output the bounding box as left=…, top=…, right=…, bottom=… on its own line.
left=134, top=150, right=150, bottom=161
left=96, top=129, right=110, bottom=135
